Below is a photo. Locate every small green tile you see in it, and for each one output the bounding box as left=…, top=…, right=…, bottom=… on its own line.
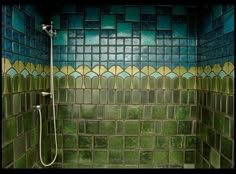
left=117, top=121, right=124, bottom=134
left=144, top=106, right=152, bottom=119
left=156, top=121, right=162, bottom=134
left=220, top=155, right=232, bottom=168
left=127, top=105, right=143, bottom=119
left=185, top=136, right=196, bottom=149
left=181, top=90, right=187, bottom=104
left=152, top=105, right=166, bottom=119
left=67, top=89, right=75, bottom=103
left=125, top=7, right=140, bottom=21
left=80, top=105, right=97, bottom=119
left=210, top=148, right=220, bottom=168
left=125, top=136, right=138, bottom=149
left=109, top=150, right=123, bottom=164
left=23, top=112, right=33, bottom=132
left=94, top=136, right=107, bottom=148
left=12, top=94, right=20, bottom=115
left=141, top=121, right=154, bottom=134
left=169, top=150, right=184, bottom=164
left=154, top=151, right=169, bottom=164
left=141, top=91, right=147, bottom=104
left=63, top=120, right=77, bottom=133
left=125, top=90, right=131, bottom=104
left=156, top=90, right=164, bottom=103
left=149, top=90, right=155, bottom=103
left=167, top=106, right=175, bottom=119
left=140, top=136, right=155, bottom=149
left=100, top=121, right=115, bottom=134
left=92, top=89, right=99, bottom=104
left=173, top=90, right=180, bottom=104
left=125, top=121, right=140, bottom=134
left=86, top=121, right=99, bottom=134
left=58, top=104, right=72, bottom=118
left=214, top=113, right=224, bottom=134
left=26, top=147, right=35, bottom=168
left=175, top=106, right=190, bottom=119
left=64, top=150, right=77, bottom=163
left=140, top=151, right=153, bottom=164
left=170, top=136, right=184, bottom=149
left=203, top=142, right=210, bottom=161
left=84, top=89, right=91, bottom=104
left=78, top=136, right=92, bottom=148
left=63, top=135, right=77, bottom=149
left=117, top=90, right=124, bottom=104
left=2, top=143, right=13, bottom=167
left=101, top=15, right=116, bottom=29
left=163, top=121, right=177, bottom=135
left=124, top=151, right=139, bottom=164
left=117, top=23, right=132, bottom=37
left=109, top=136, right=123, bottom=149
left=156, top=136, right=169, bottom=149
left=94, top=151, right=108, bottom=164
left=221, top=137, right=232, bottom=159
left=165, top=90, right=172, bottom=103
left=105, top=105, right=120, bottom=119
left=178, top=121, right=192, bottom=134
left=78, top=150, right=92, bottom=164
left=2, top=117, right=16, bottom=144
left=76, top=89, right=83, bottom=103
left=141, top=31, right=156, bottom=45
left=15, top=154, right=26, bottom=168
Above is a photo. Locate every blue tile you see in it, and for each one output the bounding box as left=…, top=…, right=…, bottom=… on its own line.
left=157, top=15, right=171, bottom=29
left=53, top=31, right=68, bottom=45
left=141, top=31, right=156, bottom=45
left=125, top=7, right=140, bottom=21
left=117, top=23, right=132, bottom=37
left=101, top=15, right=116, bottom=29
left=69, top=14, right=83, bottom=29
left=173, top=22, right=187, bottom=38
left=172, top=6, right=187, bottom=15
left=86, top=7, right=100, bottom=21
left=85, top=30, right=99, bottom=45
left=223, top=10, right=234, bottom=34
left=6, top=15, right=12, bottom=27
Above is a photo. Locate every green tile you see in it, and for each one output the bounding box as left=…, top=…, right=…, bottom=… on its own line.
left=86, top=7, right=100, bottom=21
left=175, top=106, right=190, bottom=120
left=125, top=90, right=131, bottom=104
left=105, top=105, right=120, bottom=119
left=173, top=90, right=180, bottom=103
left=210, top=148, right=220, bottom=168
left=181, top=91, right=187, bottom=104
left=78, top=150, right=92, bottom=164
left=72, top=105, right=80, bottom=118
left=94, top=136, right=107, bottom=148
left=2, top=143, right=13, bottom=167
left=156, top=136, right=169, bottom=149
left=94, top=151, right=108, bottom=164
left=124, top=151, right=139, bottom=164
left=53, top=31, right=67, bottom=45
left=141, top=91, right=147, bottom=104
left=165, top=90, right=172, bottom=103
left=185, top=136, right=196, bottom=149
left=108, top=89, right=115, bottom=104
left=109, top=150, right=123, bottom=164
left=227, top=95, right=234, bottom=115
left=63, top=135, right=77, bottom=149
left=149, top=90, right=155, bottom=103
left=185, top=150, right=195, bottom=163
left=117, top=90, right=124, bottom=104
left=169, top=150, right=184, bottom=164
left=2, top=117, right=16, bottom=144
left=13, top=8, right=25, bottom=32
left=125, top=121, right=140, bottom=134
left=172, top=6, right=187, bottom=15
left=144, top=106, right=152, bottom=119
left=214, top=113, right=224, bottom=134
left=15, top=154, right=26, bottom=168
left=58, top=104, right=72, bottom=119
left=63, top=120, right=77, bottom=133
left=85, top=30, right=99, bottom=45
left=86, top=121, right=99, bottom=134
left=156, top=90, right=164, bottom=103
left=80, top=105, right=97, bottom=119
left=12, top=94, right=20, bottom=115
left=154, top=151, right=169, bottom=164
left=163, top=121, right=177, bottom=135
left=100, top=121, right=115, bottom=134
left=26, top=147, right=35, bottom=168
left=140, top=151, right=153, bottom=164
left=221, top=137, right=232, bottom=159
left=76, top=89, right=83, bottom=103
left=141, top=31, right=156, bottom=45
left=64, top=150, right=77, bottom=163
left=125, top=136, right=138, bottom=149
left=167, top=106, right=175, bottom=119
left=78, top=136, right=92, bottom=148
left=121, top=106, right=127, bottom=119
left=220, top=155, right=232, bottom=168
left=127, top=105, right=143, bottom=119
left=84, top=89, right=91, bottom=104
left=125, top=7, right=140, bottom=21
left=140, top=136, right=155, bottom=149
left=157, top=15, right=171, bottom=29
left=170, top=136, right=184, bottom=149
left=117, top=23, right=132, bottom=37
left=109, top=136, right=123, bottom=149
left=141, top=121, right=154, bottom=134
left=173, top=22, right=187, bottom=37
left=203, top=142, right=210, bottom=161
left=59, top=89, right=67, bottom=103
left=156, top=121, right=162, bottom=134
left=178, top=121, right=192, bottom=134
left=96, top=105, right=104, bottom=119
left=152, top=105, right=166, bottom=119
left=101, top=15, right=116, bottom=29
left=92, top=89, right=99, bottom=104
left=67, top=89, right=75, bottom=103
left=23, top=112, right=33, bottom=132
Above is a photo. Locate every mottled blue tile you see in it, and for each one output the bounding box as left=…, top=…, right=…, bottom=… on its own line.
left=86, top=7, right=100, bottom=21
left=157, top=15, right=171, bottom=29
left=101, top=15, right=116, bottom=29
left=141, top=31, right=156, bottom=45
left=53, top=31, right=68, bottom=45
left=125, top=7, right=140, bottom=21
left=69, top=14, right=83, bottom=29
left=117, top=23, right=132, bottom=37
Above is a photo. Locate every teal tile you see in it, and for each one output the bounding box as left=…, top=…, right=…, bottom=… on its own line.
left=86, top=7, right=100, bottom=21
left=223, top=10, right=234, bottom=34
left=213, top=5, right=222, bottom=19
left=125, top=7, right=140, bottom=21
left=69, top=14, right=83, bottom=29
left=157, top=15, right=171, bottom=29
left=85, top=30, right=99, bottom=45
left=53, top=31, right=67, bottom=45
left=173, top=22, right=187, bottom=38
left=117, top=23, right=132, bottom=37
left=141, top=31, right=156, bottom=45
left=141, top=6, right=156, bottom=14
left=52, top=15, right=60, bottom=29
left=172, top=6, right=187, bottom=15
left=13, top=8, right=25, bottom=33
left=101, top=15, right=116, bottom=29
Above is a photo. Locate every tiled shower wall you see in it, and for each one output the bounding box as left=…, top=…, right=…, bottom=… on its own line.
left=49, top=5, right=199, bottom=168
left=2, top=5, right=51, bottom=168
left=196, top=5, right=234, bottom=168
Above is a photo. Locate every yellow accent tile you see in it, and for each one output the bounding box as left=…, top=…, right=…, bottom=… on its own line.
left=26, top=63, right=31, bottom=74
left=133, top=66, right=139, bottom=74
left=61, top=66, right=68, bottom=74
left=76, top=66, right=84, bottom=74
left=18, top=61, right=25, bottom=73
left=109, top=66, right=116, bottom=74
left=188, top=66, right=197, bottom=75
left=53, top=66, right=59, bottom=73
left=13, top=60, right=19, bottom=73
left=197, top=66, right=203, bottom=74
left=179, top=66, right=187, bottom=76
left=141, top=66, right=149, bottom=75
left=149, top=66, right=155, bottom=75
left=125, top=66, right=132, bottom=75
left=204, top=65, right=211, bottom=75
left=83, top=66, right=90, bottom=74
left=223, top=61, right=234, bottom=74
left=67, top=66, right=74, bottom=75
left=115, top=66, right=123, bottom=74
left=44, top=65, right=50, bottom=74
left=92, top=66, right=100, bottom=74
left=100, top=66, right=107, bottom=74
left=2, top=58, right=5, bottom=73
left=36, top=64, right=43, bottom=74
left=164, top=66, right=171, bottom=75
left=173, top=66, right=179, bottom=75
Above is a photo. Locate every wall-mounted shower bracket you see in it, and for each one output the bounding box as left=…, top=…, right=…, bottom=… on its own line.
left=41, top=92, right=52, bottom=97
